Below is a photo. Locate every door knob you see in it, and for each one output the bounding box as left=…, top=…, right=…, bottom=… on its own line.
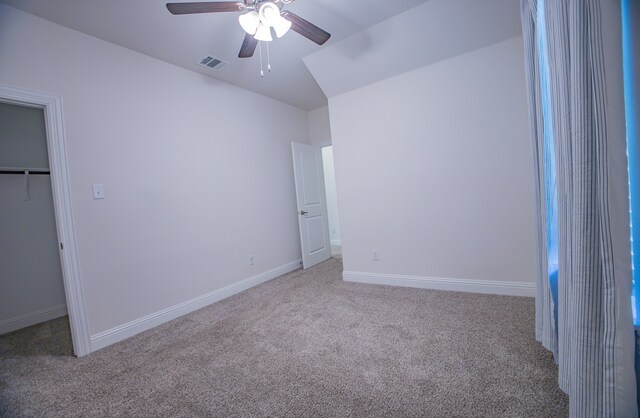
left=300, top=210, right=308, bottom=215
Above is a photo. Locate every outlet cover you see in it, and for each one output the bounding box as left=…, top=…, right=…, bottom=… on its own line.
left=372, top=249, right=380, bottom=261
left=92, top=184, right=104, bottom=199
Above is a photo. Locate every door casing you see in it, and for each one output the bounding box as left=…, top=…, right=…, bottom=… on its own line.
left=0, top=84, right=91, bottom=356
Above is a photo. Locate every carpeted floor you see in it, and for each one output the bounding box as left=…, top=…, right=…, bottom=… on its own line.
left=0, top=258, right=568, bottom=417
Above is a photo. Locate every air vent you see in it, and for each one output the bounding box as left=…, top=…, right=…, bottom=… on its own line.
left=198, top=56, right=228, bottom=71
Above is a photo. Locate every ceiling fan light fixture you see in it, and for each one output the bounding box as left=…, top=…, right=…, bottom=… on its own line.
left=238, top=11, right=260, bottom=35
left=254, top=23, right=273, bottom=42
left=166, top=1, right=332, bottom=63
left=258, top=2, right=280, bottom=26
left=273, top=16, right=292, bottom=38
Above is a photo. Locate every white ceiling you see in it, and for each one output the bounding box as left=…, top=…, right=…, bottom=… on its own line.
left=304, top=0, right=523, bottom=100
left=0, top=0, right=435, bottom=110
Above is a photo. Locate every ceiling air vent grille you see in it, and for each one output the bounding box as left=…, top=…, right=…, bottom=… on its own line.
left=198, top=56, right=228, bottom=71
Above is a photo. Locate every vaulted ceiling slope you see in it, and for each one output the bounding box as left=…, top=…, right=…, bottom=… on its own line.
left=303, top=0, right=523, bottom=100
left=0, top=0, right=436, bottom=110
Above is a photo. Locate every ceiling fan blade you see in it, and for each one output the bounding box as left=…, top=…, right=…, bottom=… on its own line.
left=166, top=2, right=243, bottom=15
left=281, top=11, right=331, bottom=45
left=238, top=34, right=258, bottom=58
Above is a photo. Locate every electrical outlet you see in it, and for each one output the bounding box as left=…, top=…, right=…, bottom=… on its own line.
left=372, top=249, right=380, bottom=261
left=249, top=255, right=254, bottom=265
left=92, top=184, right=105, bottom=200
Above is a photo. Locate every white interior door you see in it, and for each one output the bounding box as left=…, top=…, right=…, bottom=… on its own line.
left=291, top=142, right=331, bottom=269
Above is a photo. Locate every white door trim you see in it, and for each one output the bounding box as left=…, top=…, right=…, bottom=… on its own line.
left=0, top=84, right=91, bottom=356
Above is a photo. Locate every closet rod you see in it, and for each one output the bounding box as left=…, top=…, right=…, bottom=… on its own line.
left=0, top=169, right=50, bottom=175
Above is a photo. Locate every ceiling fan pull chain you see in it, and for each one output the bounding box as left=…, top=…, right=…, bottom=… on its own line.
left=266, top=42, right=271, bottom=72
left=258, top=41, right=264, bottom=78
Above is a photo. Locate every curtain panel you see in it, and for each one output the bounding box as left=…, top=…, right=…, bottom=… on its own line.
left=520, top=0, right=636, bottom=416
left=520, top=0, right=558, bottom=358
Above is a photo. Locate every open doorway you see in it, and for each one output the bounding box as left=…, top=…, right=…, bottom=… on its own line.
left=0, top=102, right=73, bottom=352
left=321, top=146, right=341, bottom=259
left=0, top=84, right=90, bottom=357
left=291, top=142, right=341, bottom=269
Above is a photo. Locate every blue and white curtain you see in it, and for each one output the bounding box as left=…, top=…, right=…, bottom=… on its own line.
left=520, top=0, right=637, bottom=415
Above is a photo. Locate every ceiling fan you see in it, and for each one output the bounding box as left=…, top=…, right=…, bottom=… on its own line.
left=166, top=1, right=331, bottom=59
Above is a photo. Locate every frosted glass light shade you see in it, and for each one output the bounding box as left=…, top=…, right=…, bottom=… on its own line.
left=258, top=2, right=280, bottom=26
left=273, top=16, right=292, bottom=38
left=254, top=23, right=273, bottom=42
left=239, top=11, right=260, bottom=35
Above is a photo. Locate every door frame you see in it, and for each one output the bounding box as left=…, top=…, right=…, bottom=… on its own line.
left=0, top=84, right=91, bottom=356
left=320, top=145, right=341, bottom=249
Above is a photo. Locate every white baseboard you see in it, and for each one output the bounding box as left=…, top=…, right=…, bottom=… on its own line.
left=342, top=271, right=535, bottom=297
left=0, top=304, right=68, bottom=335
left=90, top=259, right=302, bottom=352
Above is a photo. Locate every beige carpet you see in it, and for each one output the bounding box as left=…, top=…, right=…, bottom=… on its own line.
left=0, top=258, right=568, bottom=417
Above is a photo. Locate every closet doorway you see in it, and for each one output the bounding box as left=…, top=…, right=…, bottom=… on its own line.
left=0, top=85, right=90, bottom=356
left=0, top=102, right=70, bottom=340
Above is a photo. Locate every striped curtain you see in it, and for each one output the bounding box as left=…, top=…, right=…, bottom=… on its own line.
left=520, top=0, right=637, bottom=416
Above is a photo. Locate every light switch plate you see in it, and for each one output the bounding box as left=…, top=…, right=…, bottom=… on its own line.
left=92, top=184, right=104, bottom=199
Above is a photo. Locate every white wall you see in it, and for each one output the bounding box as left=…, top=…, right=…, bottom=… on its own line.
left=0, top=4, right=310, bottom=339
left=308, top=106, right=332, bottom=146
left=330, top=37, right=537, bottom=294
left=321, top=146, right=340, bottom=246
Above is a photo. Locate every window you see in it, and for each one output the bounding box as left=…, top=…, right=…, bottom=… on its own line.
left=622, top=0, right=640, bottom=326
left=537, top=0, right=559, bottom=325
